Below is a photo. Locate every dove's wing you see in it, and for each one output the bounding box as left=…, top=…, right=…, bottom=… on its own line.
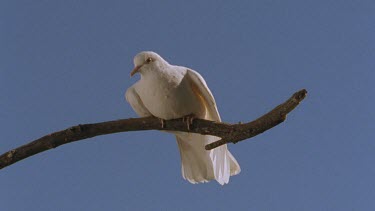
left=125, top=85, right=152, bottom=117
left=183, top=69, right=240, bottom=185
left=186, top=69, right=221, bottom=122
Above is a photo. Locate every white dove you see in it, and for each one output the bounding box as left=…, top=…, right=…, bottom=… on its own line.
left=125, top=51, right=240, bottom=185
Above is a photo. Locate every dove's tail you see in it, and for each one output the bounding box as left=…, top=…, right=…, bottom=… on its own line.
left=175, top=132, right=240, bottom=185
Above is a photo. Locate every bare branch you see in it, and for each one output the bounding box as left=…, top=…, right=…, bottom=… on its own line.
left=0, top=89, right=307, bottom=170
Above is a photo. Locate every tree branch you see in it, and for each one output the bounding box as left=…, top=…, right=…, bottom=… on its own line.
left=0, top=89, right=307, bottom=170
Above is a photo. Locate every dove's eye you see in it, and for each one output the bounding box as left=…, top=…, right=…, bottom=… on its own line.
left=146, top=57, right=153, bottom=63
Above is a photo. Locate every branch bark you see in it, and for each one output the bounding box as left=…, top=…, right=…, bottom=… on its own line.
left=0, top=89, right=307, bottom=170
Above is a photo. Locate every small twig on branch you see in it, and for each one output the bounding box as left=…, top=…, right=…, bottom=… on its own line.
left=0, top=89, right=307, bottom=170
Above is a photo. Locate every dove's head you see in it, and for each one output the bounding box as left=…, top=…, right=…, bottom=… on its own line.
left=130, top=51, right=169, bottom=77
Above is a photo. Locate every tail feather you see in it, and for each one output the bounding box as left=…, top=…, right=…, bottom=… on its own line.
left=175, top=132, right=240, bottom=185
left=176, top=134, right=213, bottom=183
left=228, top=150, right=241, bottom=176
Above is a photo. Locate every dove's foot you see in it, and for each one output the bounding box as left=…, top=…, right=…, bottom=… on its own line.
left=182, top=114, right=196, bottom=130
left=159, top=118, right=166, bottom=129
left=152, top=115, right=166, bottom=128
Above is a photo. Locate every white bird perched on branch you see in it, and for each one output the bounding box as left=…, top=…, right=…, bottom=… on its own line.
left=125, top=51, right=240, bottom=185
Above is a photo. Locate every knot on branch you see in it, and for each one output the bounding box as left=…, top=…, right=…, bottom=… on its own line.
left=68, top=125, right=84, bottom=133
left=7, top=150, right=16, bottom=159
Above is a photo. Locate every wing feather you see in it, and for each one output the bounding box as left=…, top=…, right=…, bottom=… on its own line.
left=186, top=69, right=221, bottom=122
left=125, top=85, right=152, bottom=117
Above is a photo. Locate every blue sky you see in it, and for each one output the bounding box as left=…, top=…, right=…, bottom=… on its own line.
left=1, top=0, right=374, bottom=210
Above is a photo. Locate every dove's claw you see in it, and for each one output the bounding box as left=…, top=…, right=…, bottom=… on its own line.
left=160, top=118, right=166, bottom=128
left=153, top=115, right=166, bottom=128
left=182, top=114, right=195, bottom=130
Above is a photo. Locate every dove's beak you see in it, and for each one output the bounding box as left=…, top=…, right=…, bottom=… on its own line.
left=130, top=65, right=143, bottom=77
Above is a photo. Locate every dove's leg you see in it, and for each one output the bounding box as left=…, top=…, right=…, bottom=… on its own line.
left=159, top=117, right=166, bottom=128
left=182, top=114, right=196, bottom=130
